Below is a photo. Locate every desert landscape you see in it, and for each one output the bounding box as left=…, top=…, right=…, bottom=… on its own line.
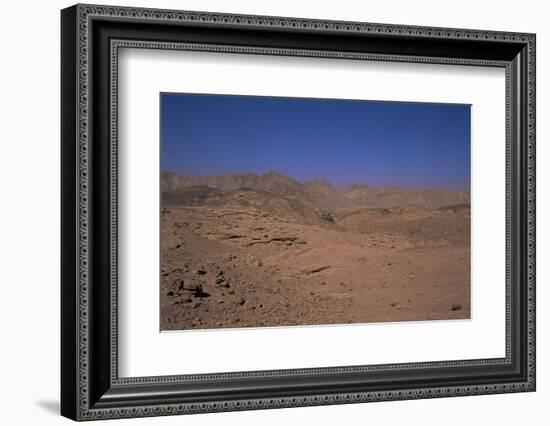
left=160, top=171, right=471, bottom=331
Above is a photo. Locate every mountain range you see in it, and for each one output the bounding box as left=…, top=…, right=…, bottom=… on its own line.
left=162, top=171, right=470, bottom=212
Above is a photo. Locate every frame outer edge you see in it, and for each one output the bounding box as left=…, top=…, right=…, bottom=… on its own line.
left=527, top=33, right=536, bottom=390
left=76, top=2, right=92, bottom=420
left=61, top=4, right=80, bottom=422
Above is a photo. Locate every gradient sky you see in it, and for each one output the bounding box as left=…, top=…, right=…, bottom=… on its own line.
left=161, top=93, right=471, bottom=191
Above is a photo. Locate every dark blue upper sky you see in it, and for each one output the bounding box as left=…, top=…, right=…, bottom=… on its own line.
left=161, top=93, right=470, bottom=191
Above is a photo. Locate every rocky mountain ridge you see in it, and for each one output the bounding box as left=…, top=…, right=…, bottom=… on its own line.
left=162, top=171, right=470, bottom=211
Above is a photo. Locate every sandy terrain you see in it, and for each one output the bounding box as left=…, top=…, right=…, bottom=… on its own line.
left=160, top=174, right=470, bottom=331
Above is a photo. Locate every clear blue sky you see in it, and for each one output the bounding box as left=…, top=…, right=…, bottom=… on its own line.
left=161, top=93, right=470, bottom=191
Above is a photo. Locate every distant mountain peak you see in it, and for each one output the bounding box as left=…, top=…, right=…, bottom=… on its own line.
left=306, top=176, right=335, bottom=188
left=162, top=171, right=470, bottom=210
left=346, top=183, right=370, bottom=191
left=262, top=171, right=287, bottom=178
left=312, top=177, right=331, bottom=185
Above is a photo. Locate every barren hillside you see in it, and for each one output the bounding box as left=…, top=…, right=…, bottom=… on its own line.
left=160, top=172, right=470, bottom=330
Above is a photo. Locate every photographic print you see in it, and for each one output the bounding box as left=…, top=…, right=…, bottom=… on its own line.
left=160, top=93, right=471, bottom=331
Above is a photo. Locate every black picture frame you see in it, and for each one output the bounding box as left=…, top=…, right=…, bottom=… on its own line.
left=61, top=4, right=536, bottom=421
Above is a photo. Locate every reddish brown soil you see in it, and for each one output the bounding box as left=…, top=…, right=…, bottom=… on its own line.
left=160, top=201, right=470, bottom=331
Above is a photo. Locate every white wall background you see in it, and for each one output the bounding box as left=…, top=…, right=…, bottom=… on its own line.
left=0, top=0, right=546, bottom=424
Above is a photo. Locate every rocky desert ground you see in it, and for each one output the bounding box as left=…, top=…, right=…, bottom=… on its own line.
left=160, top=172, right=470, bottom=331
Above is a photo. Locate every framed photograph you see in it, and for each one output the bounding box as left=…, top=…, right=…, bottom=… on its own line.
left=61, top=4, right=536, bottom=421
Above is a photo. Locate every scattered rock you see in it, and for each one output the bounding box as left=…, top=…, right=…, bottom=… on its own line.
left=257, top=260, right=263, bottom=267
left=271, top=236, right=298, bottom=242
left=167, top=290, right=175, bottom=297
left=196, top=268, right=207, bottom=275
left=451, top=304, right=462, bottom=311
left=224, top=234, right=245, bottom=240
left=303, top=265, right=331, bottom=274
left=188, top=283, right=202, bottom=292
left=239, top=298, right=246, bottom=305
left=184, top=283, right=210, bottom=298
left=321, top=212, right=335, bottom=223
